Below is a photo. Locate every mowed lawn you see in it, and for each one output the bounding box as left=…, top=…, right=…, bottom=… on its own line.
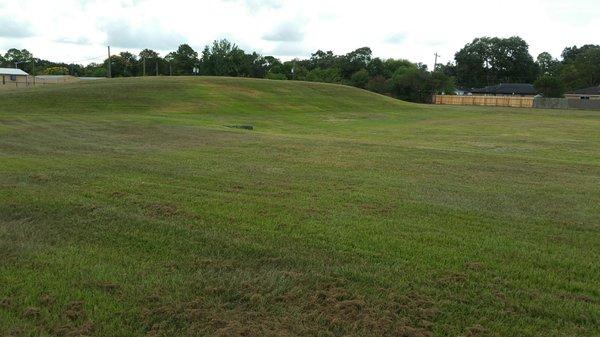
left=0, top=77, right=598, bottom=337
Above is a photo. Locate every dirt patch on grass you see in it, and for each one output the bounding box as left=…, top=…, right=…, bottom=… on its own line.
left=465, top=324, right=488, bottom=336
left=557, top=292, right=594, bottom=303
left=137, top=276, right=440, bottom=337
left=358, top=202, right=395, bottom=215
left=52, top=320, right=94, bottom=337
left=39, top=294, right=56, bottom=307
left=64, top=301, right=86, bottom=321
left=146, top=202, right=180, bottom=218
left=0, top=297, right=12, bottom=309
left=22, top=306, right=41, bottom=319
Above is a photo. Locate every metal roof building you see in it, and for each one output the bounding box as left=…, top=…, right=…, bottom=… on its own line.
left=1, top=67, right=30, bottom=86
left=0, top=68, right=29, bottom=76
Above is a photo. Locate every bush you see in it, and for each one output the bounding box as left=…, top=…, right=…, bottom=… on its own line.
left=365, top=76, right=391, bottom=94
left=266, top=72, right=287, bottom=80
left=306, top=68, right=342, bottom=83
left=42, top=66, right=70, bottom=75
left=350, top=69, right=370, bottom=88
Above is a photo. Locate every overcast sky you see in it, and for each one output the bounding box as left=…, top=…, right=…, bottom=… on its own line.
left=0, top=0, right=598, bottom=68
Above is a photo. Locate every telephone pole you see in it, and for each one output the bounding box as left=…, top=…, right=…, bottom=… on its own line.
left=434, top=52, right=440, bottom=71
left=107, top=46, right=112, bottom=78
left=143, top=57, right=146, bottom=76
left=155, top=60, right=158, bottom=76
left=32, top=59, right=36, bottom=86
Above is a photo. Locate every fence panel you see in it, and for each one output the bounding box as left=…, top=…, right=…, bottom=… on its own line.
left=435, top=95, right=534, bottom=108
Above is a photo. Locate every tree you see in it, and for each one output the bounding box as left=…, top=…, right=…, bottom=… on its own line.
left=119, top=52, right=137, bottom=77
left=560, top=45, right=600, bottom=90
left=454, top=37, right=537, bottom=88
left=536, top=52, right=560, bottom=76
left=430, top=71, right=456, bottom=95
left=172, top=44, right=198, bottom=75
left=339, top=47, right=372, bottom=79
left=309, top=50, right=338, bottom=70
left=200, top=39, right=248, bottom=76
left=4, top=48, right=33, bottom=71
left=534, top=75, right=565, bottom=98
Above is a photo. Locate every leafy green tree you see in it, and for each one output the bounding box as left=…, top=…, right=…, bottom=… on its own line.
left=455, top=37, right=537, bottom=88
left=4, top=48, right=33, bottom=72
left=339, top=47, right=372, bottom=79
left=534, top=75, right=565, bottom=98
left=200, top=39, right=247, bottom=76
left=366, top=58, right=385, bottom=77
left=119, top=52, right=137, bottom=77
left=309, top=50, right=338, bottom=70
left=430, top=71, right=456, bottom=95
left=172, top=44, right=198, bottom=75
left=536, top=52, right=561, bottom=76
left=560, top=45, right=600, bottom=90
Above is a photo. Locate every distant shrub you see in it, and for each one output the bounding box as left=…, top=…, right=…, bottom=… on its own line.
left=266, top=72, right=287, bottom=80
left=42, top=66, right=69, bottom=75
left=350, top=69, right=370, bottom=88
left=306, top=68, right=342, bottom=83
left=366, top=75, right=391, bottom=94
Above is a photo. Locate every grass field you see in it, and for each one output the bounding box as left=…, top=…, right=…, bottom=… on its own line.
left=0, top=77, right=598, bottom=337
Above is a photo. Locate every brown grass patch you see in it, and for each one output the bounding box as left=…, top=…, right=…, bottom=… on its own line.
left=39, top=294, right=56, bottom=307
left=0, top=297, right=11, bottom=309
left=64, top=301, right=86, bottom=321
left=557, top=292, right=594, bottom=303
left=146, top=202, right=180, bottom=218
left=22, top=306, right=41, bottom=319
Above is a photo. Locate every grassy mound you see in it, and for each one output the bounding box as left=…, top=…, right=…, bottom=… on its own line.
left=0, top=77, right=599, bottom=336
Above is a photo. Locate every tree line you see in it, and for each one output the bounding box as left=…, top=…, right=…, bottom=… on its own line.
left=1, top=37, right=599, bottom=102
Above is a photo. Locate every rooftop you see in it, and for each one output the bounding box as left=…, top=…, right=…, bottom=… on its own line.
left=0, top=68, right=29, bottom=76
left=472, top=83, right=537, bottom=95
left=568, top=86, right=600, bottom=95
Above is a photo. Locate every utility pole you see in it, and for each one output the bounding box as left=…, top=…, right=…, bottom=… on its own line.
left=32, top=59, right=36, bottom=86
left=155, top=60, right=158, bottom=76
left=143, top=57, right=146, bottom=76
left=434, top=52, right=440, bottom=71
left=169, top=62, right=172, bottom=76
left=107, top=46, right=112, bottom=78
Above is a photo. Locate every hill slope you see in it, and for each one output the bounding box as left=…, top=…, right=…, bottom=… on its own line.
left=0, top=77, right=599, bottom=337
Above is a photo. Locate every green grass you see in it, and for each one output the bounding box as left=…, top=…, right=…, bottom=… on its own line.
left=0, top=77, right=598, bottom=337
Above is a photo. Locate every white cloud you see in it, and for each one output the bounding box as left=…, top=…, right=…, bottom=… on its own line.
left=0, top=16, right=35, bottom=38
left=263, top=22, right=305, bottom=42
left=0, top=0, right=598, bottom=69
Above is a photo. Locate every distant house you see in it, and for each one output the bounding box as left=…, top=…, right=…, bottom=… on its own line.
left=454, top=88, right=472, bottom=96
left=0, top=68, right=30, bottom=86
left=565, top=86, right=600, bottom=100
left=471, top=83, right=537, bottom=97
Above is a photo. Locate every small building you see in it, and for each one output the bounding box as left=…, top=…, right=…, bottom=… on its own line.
left=565, top=86, right=600, bottom=100
left=471, top=83, right=537, bottom=97
left=454, top=88, right=472, bottom=96
left=0, top=68, right=30, bottom=86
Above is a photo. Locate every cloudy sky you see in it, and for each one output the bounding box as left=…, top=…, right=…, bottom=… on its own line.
left=0, top=0, right=598, bottom=68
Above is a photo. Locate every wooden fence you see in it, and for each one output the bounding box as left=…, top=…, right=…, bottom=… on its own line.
left=434, top=95, right=534, bottom=108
